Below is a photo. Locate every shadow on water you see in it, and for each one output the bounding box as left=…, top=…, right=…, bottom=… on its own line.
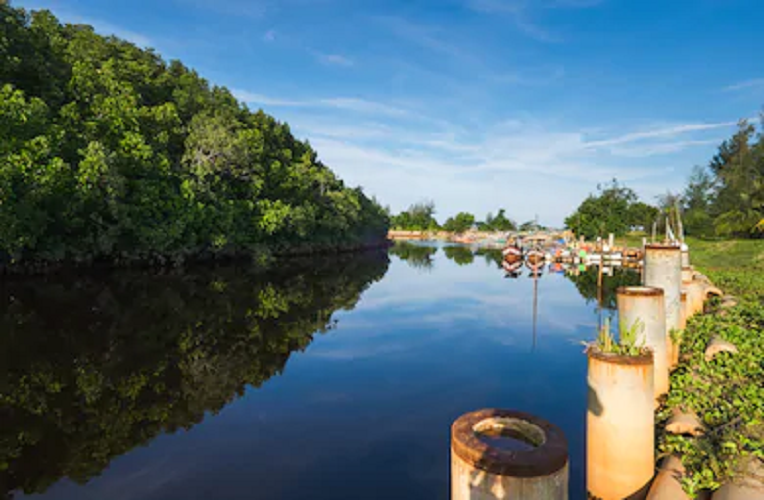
left=0, top=251, right=389, bottom=499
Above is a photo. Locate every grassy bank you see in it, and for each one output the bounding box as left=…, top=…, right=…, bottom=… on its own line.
left=657, top=238, right=764, bottom=495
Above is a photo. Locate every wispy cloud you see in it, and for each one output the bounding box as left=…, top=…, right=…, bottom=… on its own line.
left=315, top=52, right=354, bottom=67
left=585, top=121, right=737, bottom=148
left=232, top=91, right=411, bottom=118
left=724, top=78, right=764, bottom=92
left=263, top=29, right=277, bottom=42
left=465, top=0, right=602, bottom=42
left=172, top=0, right=267, bottom=19
left=231, top=90, right=305, bottom=107
left=375, top=16, right=476, bottom=62
left=466, top=0, right=560, bottom=42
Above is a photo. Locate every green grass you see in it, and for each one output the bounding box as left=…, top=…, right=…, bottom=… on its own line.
left=656, top=237, right=764, bottom=496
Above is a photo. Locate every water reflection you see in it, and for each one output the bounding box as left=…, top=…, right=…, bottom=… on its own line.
left=1, top=243, right=642, bottom=500
left=389, top=241, right=438, bottom=271
left=0, top=252, right=389, bottom=499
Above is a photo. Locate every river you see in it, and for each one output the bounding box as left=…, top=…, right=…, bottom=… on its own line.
left=1, top=242, right=639, bottom=500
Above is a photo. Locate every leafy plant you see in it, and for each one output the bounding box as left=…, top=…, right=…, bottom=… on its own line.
left=656, top=239, right=764, bottom=495
left=586, top=317, right=647, bottom=356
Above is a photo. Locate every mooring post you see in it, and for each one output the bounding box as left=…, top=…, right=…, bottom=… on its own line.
left=451, top=409, right=569, bottom=500
left=684, top=280, right=705, bottom=318
left=643, top=244, right=682, bottom=336
left=680, top=243, right=693, bottom=283
left=587, top=348, right=655, bottom=500
left=617, top=286, right=668, bottom=402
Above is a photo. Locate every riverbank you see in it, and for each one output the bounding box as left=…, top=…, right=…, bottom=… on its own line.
left=657, top=238, right=764, bottom=496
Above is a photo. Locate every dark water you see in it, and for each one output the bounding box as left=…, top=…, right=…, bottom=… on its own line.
left=1, top=242, right=638, bottom=500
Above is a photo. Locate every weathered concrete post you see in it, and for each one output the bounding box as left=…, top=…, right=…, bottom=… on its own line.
left=451, top=409, right=569, bottom=500
left=617, top=286, right=668, bottom=401
left=643, top=244, right=683, bottom=336
left=685, top=280, right=705, bottom=317
left=680, top=243, right=690, bottom=268
left=587, top=348, right=655, bottom=500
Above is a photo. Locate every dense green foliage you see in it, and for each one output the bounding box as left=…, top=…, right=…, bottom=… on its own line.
left=0, top=252, right=389, bottom=497
left=657, top=240, right=764, bottom=495
left=565, top=180, right=659, bottom=239
left=680, top=120, right=764, bottom=238
left=391, top=204, right=519, bottom=233
left=390, top=201, right=439, bottom=231
left=442, top=212, right=475, bottom=234
left=480, top=209, right=516, bottom=231
left=0, top=3, right=387, bottom=269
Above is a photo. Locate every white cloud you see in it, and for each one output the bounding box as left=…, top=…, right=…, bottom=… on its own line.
left=585, top=121, right=737, bottom=148
left=263, top=29, right=277, bottom=42
left=465, top=0, right=560, bottom=42
left=231, top=89, right=305, bottom=107
left=724, top=78, right=764, bottom=92
left=233, top=91, right=417, bottom=119
left=316, top=53, right=354, bottom=67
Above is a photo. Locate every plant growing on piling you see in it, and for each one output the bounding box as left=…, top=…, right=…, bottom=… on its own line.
left=585, top=317, right=647, bottom=356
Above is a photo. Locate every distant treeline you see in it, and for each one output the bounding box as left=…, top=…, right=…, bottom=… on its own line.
left=390, top=201, right=544, bottom=233
left=566, top=118, right=764, bottom=240
left=0, top=3, right=388, bottom=269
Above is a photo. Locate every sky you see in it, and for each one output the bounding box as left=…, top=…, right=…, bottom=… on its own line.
left=13, top=0, right=764, bottom=226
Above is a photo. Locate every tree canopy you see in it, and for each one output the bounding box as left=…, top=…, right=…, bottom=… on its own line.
left=680, top=120, right=764, bottom=238
left=442, top=212, right=475, bottom=233
left=0, top=3, right=388, bottom=269
left=390, top=201, right=439, bottom=231
left=565, top=180, right=657, bottom=239
left=482, top=209, right=516, bottom=231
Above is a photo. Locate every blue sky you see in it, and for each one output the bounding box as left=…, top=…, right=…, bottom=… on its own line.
left=13, top=0, right=764, bottom=225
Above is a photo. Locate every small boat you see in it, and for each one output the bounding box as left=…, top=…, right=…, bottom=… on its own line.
left=525, top=248, right=546, bottom=267
left=502, top=259, right=523, bottom=278
left=502, top=244, right=523, bottom=264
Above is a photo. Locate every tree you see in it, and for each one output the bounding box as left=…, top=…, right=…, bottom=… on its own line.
left=0, top=3, right=390, bottom=269
left=485, top=209, right=516, bottom=231
left=627, top=202, right=659, bottom=233
left=391, top=201, right=439, bottom=231
left=682, top=166, right=715, bottom=237
left=442, top=212, right=475, bottom=233
left=565, top=179, right=639, bottom=239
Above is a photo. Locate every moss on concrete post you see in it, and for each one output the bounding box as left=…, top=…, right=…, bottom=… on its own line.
left=587, top=349, right=655, bottom=500
left=617, top=286, right=668, bottom=401
left=451, top=409, right=569, bottom=500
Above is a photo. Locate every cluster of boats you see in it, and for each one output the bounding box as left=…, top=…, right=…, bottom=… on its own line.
left=501, top=240, right=643, bottom=279
left=501, top=244, right=547, bottom=277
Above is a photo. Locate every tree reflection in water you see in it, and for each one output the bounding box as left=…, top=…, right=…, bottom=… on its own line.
left=0, top=252, right=389, bottom=498
left=389, top=241, right=438, bottom=271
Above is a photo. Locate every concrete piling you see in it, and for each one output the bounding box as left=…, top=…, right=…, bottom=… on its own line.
left=685, top=281, right=705, bottom=317
left=451, top=409, right=569, bottom=500
left=643, top=244, right=683, bottom=336
left=587, top=348, right=655, bottom=500
left=617, top=286, right=668, bottom=401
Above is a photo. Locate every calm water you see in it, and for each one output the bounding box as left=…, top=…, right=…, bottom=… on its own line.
left=1, top=242, right=638, bottom=500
